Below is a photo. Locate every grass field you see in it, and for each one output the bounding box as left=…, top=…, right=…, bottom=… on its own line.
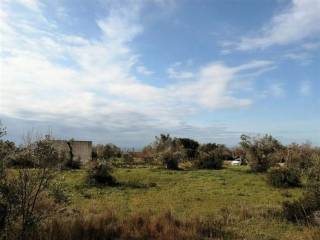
left=53, top=165, right=320, bottom=240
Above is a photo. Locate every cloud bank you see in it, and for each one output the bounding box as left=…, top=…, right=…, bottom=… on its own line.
left=233, top=0, right=320, bottom=50
left=0, top=0, right=274, bottom=141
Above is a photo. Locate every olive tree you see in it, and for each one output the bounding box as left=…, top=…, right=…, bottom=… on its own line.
left=240, top=134, right=283, bottom=172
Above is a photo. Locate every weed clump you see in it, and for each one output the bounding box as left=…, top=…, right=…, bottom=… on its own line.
left=158, top=151, right=181, bottom=170
left=195, top=151, right=223, bottom=169
left=30, top=211, right=233, bottom=240
left=268, top=166, right=301, bottom=188
left=283, top=183, right=320, bottom=223
left=49, top=181, right=70, bottom=204
left=87, top=161, right=116, bottom=186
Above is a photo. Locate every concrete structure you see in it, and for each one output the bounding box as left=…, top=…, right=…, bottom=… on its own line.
left=51, top=140, right=92, bottom=164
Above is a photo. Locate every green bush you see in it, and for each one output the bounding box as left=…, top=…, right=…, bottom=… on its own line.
left=49, top=181, right=70, bottom=204
left=195, top=151, right=223, bottom=169
left=158, top=151, right=181, bottom=170
left=268, top=167, right=301, bottom=188
left=93, top=144, right=122, bottom=160
left=0, top=140, right=16, bottom=166
left=307, top=154, right=320, bottom=184
left=240, top=134, right=282, bottom=172
left=87, top=161, right=116, bottom=185
left=286, top=143, right=317, bottom=172
left=283, top=156, right=320, bottom=223
left=283, top=183, right=320, bottom=223
left=8, top=149, right=35, bottom=168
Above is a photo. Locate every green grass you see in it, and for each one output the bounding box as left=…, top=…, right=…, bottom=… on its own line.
left=56, top=166, right=314, bottom=239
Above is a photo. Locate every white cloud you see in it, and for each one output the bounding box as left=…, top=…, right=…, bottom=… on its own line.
left=15, top=0, right=41, bottom=11
left=302, top=41, right=320, bottom=50
left=167, top=62, right=195, bottom=79
left=0, top=0, right=277, bottom=141
left=136, top=66, right=154, bottom=76
left=172, top=61, right=274, bottom=109
left=233, top=60, right=274, bottom=72
left=167, top=68, right=195, bottom=79
left=270, top=83, right=285, bottom=97
left=300, top=80, right=312, bottom=96
left=285, top=52, right=310, bottom=61
left=234, top=0, right=320, bottom=50
left=261, top=83, right=285, bottom=98
left=281, top=40, right=320, bottom=64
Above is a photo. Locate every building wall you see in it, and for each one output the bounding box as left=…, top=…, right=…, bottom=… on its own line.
left=51, top=140, right=92, bottom=163
left=71, top=141, right=92, bottom=163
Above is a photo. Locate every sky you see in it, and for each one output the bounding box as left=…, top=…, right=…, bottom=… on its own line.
left=0, top=0, right=319, bottom=147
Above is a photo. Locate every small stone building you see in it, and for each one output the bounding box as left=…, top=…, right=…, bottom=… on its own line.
left=51, top=140, right=92, bottom=164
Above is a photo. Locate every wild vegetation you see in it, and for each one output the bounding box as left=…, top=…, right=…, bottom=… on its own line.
left=1, top=123, right=320, bottom=239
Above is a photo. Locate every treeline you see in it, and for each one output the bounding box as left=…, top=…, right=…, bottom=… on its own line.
left=142, top=134, right=233, bottom=170
left=3, top=132, right=319, bottom=173
left=1, top=131, right=320, bottom=178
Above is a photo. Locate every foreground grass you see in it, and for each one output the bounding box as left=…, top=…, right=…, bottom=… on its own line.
left=55, top=166, right=317, bottom=239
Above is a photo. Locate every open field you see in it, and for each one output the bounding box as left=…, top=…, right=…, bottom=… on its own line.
left=54, top=166, right=318, bottom=240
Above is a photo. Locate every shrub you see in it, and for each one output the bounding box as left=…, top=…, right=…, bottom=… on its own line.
left=176, top=138, right=199, bottom=159
left=94, top=144, right=122, bottom=160
left=286, top=143, right=317, bottom=172
left=199, top=143, right=232, bottom=161
left=283, top=183, right=320, bottom=223
left=34, top=139, right=60, bottom=167
left=8, top=149, right=35, bottom=168
left=87, top=161, right=116, bottom=185
left=0, top=157, right=58, bottom=239
left=0, top=140, right=16, bottom=166
left=240, top=134, right=283, bottom=172
left=8, top=138, right=60, bottom=168
left=268, top=167, right=301, bottom=188
left=122, top=152, right=134, bottom=166
left=49, top=181, right=70, bottom=204
left=195, top=151, right=223, bottom=169
left=307, top=154, right=320, bottom=184
left=158, top=151, right=180, bottom=170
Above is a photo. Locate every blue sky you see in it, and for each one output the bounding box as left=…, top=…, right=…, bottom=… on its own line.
left=0, top=0, right=319, bottom=147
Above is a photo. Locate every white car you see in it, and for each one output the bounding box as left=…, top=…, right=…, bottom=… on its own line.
left=231, top=158, right=242, bottom=166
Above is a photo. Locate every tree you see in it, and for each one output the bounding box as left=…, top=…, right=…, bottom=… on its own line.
left=176, top=138, right=199, bottom=160
left=0, top=122, right=6, bottom=138
left=0, top=123, right=8, bottom=172
left=153, top=134, right=175, bottom=153
left=157, top=150, right=181, bottom=170
left=199, top=143, right=232, bottom=161
left=0, top=122, right=8, bottom=231
left=94, top=144, right=122, bottom=160
left=0, top=132, right=59, bottom=240
left=151, top=134, right=183, bottom=169
left=240, top=134, right=282, bottom=172
left=0, top=140, right=16, bottom=169
left=195, top=143, right=225, bottom=169
left=285, top=143, right=316, bottom=172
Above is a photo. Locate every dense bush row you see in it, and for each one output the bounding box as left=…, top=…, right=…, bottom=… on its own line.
left=4, top=131, right=318, bottom=174
left=143, top=134, right=231, bottom=170
left=267, top=167, right=301, bottom=188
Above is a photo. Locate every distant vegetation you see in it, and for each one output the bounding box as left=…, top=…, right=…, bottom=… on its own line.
left=1, top=122, right=320, bottom=239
